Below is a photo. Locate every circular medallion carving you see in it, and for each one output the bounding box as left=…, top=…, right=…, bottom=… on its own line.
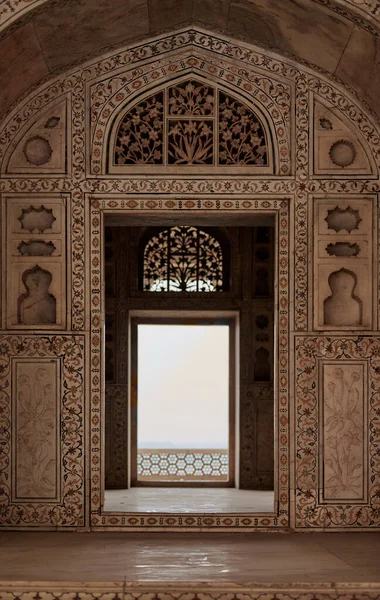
left=23, top=136, right=53, bottom=166
left=328, top=139, right=356, bottom=167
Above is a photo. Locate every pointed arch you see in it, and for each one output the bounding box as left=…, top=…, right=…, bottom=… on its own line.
left=107, top=74, right=276, bottom=175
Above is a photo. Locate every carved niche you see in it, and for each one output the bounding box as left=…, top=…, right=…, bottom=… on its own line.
left=313, top=198, right=375, bottom=330
left=4, top=196, right=67, bottom=329
left=17, top=265, right=57, bottom=325
left=323, top=268, right=362, bottom=327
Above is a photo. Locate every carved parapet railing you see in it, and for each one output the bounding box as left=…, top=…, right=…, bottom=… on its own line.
left=137, top=449, right=229, bottom=482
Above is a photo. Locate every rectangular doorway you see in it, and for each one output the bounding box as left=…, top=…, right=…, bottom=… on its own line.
left=130, top=318, right=236, bottom=486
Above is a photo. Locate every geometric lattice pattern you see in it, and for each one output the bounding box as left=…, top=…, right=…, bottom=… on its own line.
left=143, top=225, right=224, bottom=292
left=137, top=449, right=229, bottom=481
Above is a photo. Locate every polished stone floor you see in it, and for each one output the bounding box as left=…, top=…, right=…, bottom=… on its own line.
left=0, top=532, right=380, bottom=583
left=104, top=488, right=275, bottom=513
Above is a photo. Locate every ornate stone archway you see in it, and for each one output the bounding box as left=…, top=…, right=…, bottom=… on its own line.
left=0, top=27, right=379, bottom=531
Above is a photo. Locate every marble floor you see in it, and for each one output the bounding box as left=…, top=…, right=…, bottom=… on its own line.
left=104, top=487, right=275, bottom=513
left=0, top=532, right=380, bottom=583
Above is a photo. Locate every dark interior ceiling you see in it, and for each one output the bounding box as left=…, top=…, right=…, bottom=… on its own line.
left=0, top=0, right=380, bottom=120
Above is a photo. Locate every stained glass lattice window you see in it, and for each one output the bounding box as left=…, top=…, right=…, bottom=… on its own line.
left=143, top=226, right=225, bottom=292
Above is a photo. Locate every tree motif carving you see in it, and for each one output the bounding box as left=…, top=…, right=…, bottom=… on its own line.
left=324, top=365, right=363, bottom=499
left=168, top=120, right=213, bottom=164
left=168, top=80, right=214, bottom=116
left=113, top=81, right=269, bottom=168
left=143, top=226, right=224, bottom=292
left=219, top=92, right=268, bottom=165
left=114, top=92, right=164, bottom=164
left=16, top=366, right=56, bottom=498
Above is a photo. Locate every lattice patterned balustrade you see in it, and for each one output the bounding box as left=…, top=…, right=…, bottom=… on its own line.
left=137, top=449, right=229, bottom=481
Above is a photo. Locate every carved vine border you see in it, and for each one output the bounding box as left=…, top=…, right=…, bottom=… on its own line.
left=295, top=336, right=380, bottom=529
left=0, top=334, right=85, bottom=527
left=89, top=196, right=289, bottom=529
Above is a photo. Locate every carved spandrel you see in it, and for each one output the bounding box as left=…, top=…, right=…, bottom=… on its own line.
left=18, top=265, right=57, bottom=325
left=13, top=360, right=59, bottom=502
left=313, top=96, right=376, bottom=175
left=6, top=98, right=67, bottom=175
left=322, top=362, right=366, bottom=502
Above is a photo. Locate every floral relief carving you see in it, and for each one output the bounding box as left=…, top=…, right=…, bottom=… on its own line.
left=0, top=335, right=84, bottom=527
left=168, top=120, right=214, bottom=165
left=296, top=337, right=380, bottom=529
left=111, top=77, right=272, bottom=170
left=15, top=364, right=57, bottom=500
left=168, top=80, right=214, bottom=116
left=323, top=364, right=364, bottom=500
left=114, top=92, right=164, bottom=165
left=218, top=92, right=268, bottom=165
left=90, top=198, right=290, bottom=528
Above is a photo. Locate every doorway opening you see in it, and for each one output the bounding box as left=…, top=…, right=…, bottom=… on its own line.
left=131, top=319, right=235, bottom=486
left=103, top=214, right=276, bottom=513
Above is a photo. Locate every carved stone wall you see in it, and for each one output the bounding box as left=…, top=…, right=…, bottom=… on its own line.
left=0, top=27, right=379, bottom=530
left=295, top=336, right=380, bottom=529
left=0, top=335, right=84, bottom=527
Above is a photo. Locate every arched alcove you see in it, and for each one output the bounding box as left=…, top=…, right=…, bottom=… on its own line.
left=0, top=27, right=379, bottom=531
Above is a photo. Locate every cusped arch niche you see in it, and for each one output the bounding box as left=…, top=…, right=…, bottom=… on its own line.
left=107, top=77, right=276, bottom=175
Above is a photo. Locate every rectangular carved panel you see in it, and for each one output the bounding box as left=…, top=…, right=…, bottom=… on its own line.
left=295, top=336, right=380, bottom=530
left=2, top=196, right=68, bottom=329
left=12, top=359, right=60, bottom=502
left=0, top=334, right=85, bottom=528
left=320, top=361, right=367, bottom=503
left=313, top=197, right=376, bottom=331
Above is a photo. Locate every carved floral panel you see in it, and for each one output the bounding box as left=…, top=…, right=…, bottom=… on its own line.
left=295, top=336, right=380, bottom=529
left=110, top=78, right=273, bottom=173
left=12, top=359, right=60, bottom=502
left=0, top=335, right=85, bottom=527
left=321, top=362, right=367, bottom=503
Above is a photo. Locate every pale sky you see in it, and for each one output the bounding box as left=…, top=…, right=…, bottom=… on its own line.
left=137, top=324, right=229, bottom=449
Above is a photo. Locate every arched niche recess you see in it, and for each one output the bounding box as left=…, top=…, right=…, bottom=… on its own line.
left=0, top=28, right=379, bottom=531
